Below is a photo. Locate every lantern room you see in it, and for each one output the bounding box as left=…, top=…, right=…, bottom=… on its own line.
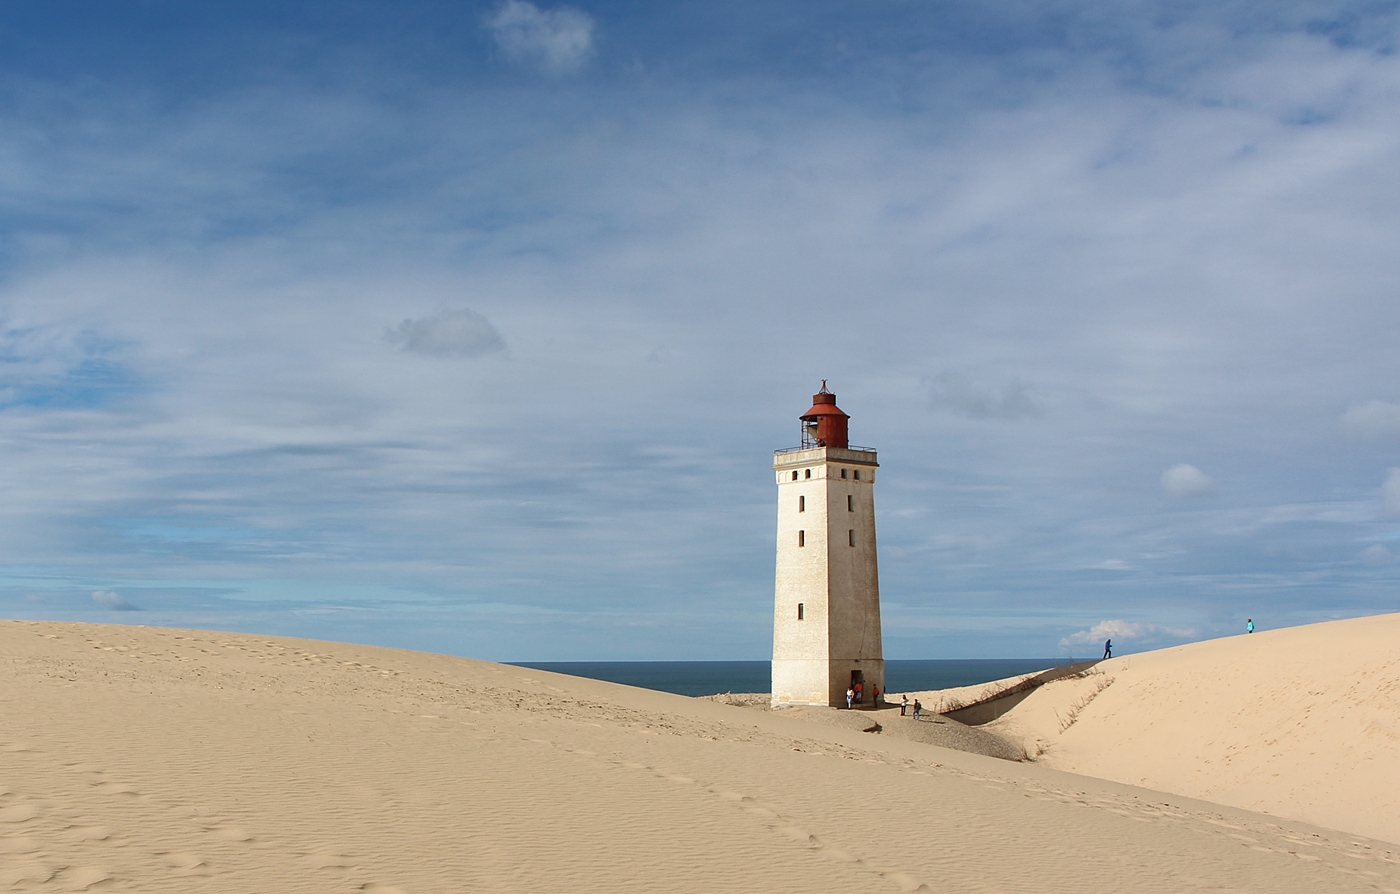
left=800, top=381, right=849, bottom=449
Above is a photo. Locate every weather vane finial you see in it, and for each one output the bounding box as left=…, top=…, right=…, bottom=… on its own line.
left=820, top=379, right=829, bottom=393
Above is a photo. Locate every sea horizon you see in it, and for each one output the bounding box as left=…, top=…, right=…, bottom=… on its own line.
left=508, top=658, right=1072, bottom=698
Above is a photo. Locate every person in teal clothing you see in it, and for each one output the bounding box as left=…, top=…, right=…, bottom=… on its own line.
left=1247, top=619, right=1255, bottom=634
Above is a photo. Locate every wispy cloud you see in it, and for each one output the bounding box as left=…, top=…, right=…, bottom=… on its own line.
left=1343, top=400, right=1400, bottom=439
left=926, top=372, right=1040, bottom=420
left=485, top=1, right=595, bottom=75
left=1384, top=469, right=1400, bottom=516
left=1362, top=544, right=1394, bottom=565
left=385, top=308, right=507, bottom=358
left=1161, top=464, right=1214, bottom=499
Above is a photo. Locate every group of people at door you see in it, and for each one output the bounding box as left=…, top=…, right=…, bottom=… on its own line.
left=845, top=680, right=878, bottom=708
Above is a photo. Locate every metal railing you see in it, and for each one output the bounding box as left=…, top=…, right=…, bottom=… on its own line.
left=773, top=444, right=877, bottom=455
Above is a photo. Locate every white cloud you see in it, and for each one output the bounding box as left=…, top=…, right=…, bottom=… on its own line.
left=1059, top=619, right=1191, bottom=652
left=1362, top=544, right=1394, bottom=565
left=1161, top=464, right=1214, bottom=498
left=92, top=590, right=139, bottom=611
left=1342, top=400, right=1400, bottom=439
left=1384, top=468, right=1400, bottom=516
left=927, top=372, right=1040, bottom=420
left=485, top=1, right=595, bottom=75
left=385, top=308, right=506, bottom=358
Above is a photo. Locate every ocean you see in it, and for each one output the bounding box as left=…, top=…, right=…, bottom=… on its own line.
left=507, top=658, right=1066, bottom=698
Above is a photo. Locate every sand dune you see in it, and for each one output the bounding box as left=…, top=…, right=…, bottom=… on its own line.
left=982, top=612, right=1400, bottom=844
left=2, top=621, right=1399, bottom=892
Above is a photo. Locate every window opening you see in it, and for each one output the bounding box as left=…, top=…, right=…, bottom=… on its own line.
left=804, top=469, right=811, bottom=479
left=798, top=530, right=805, bottom=547
left=848, top=529, right=855, bottom=547
left=854, top=470, right=860, bottom=480
left=847, top=495, right=854, bottom=512
left=791, top=471, right=798, bottom=481
left=840, top=469, right=847, bottom=479
left=797, top=603, right=804, bottom=620
left=799, top=495, right=805, bottom=512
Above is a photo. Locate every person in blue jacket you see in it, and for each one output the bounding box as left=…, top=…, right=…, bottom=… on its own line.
left=1103, top=638, right=1112, bottom=659
left=1247, top=619, right=1255, bottom=634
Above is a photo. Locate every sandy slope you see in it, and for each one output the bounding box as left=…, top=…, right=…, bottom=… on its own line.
left=2, top=622, right=1398, bottom=893
left=984, top=612, right=1400, bottom=845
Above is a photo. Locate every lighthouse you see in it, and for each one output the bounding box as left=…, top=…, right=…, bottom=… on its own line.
left=771, top=383, right=884, bottom=707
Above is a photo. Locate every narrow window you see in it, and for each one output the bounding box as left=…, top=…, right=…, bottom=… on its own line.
left=791, top=471, right=798, bottom=481
left=840, top=468, right=847, bottom=479
left=848, top=529, right=855, bottom=547
left=797, top=603, right=804, bottom=620
left=804, top=469, right=811, bottom=479
left=798, top=530, right=805, bottom=547
left=798, top=495, right=805, bottom=512
left=847, top=494, right=854, bottom=512
left=854, top=470, right=860, bottom=481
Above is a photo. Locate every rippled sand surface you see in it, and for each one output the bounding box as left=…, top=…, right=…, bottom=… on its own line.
left=2, top=620, right=1397, bottom=892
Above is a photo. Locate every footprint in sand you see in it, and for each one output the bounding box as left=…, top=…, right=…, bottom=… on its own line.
left=62, top=826, right=112, bottom=843
left=53, top=866, right=113, bottom=890
left=883, top=870, right=933, bottom=892
left=209, top=825, right=254, bottom=842
left=2, top=860, right=54, bottom=886
left=0, top=835, right=39, bottom=853
left=164, top=852, right=213, bottom=875
left=92, top=781, right=142, bottom=797
left=304, top=851, right=352, bottom=870
left=0, top=803, right=40, bottom=823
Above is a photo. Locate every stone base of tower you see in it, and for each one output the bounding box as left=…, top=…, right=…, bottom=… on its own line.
left=771, top=659, right=829, bottom=707
left=771, top=658, right=885, bottom=708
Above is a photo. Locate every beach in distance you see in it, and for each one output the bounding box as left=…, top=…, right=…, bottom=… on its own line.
left=2, top=614, right=1399, bottom=893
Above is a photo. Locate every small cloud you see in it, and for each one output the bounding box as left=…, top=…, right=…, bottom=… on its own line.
left=926, top=371, right=1040, bottom=420
left=1092, top=559, right=1133, bottom=570
left=1161, top=463, right=1214, bottom=498
left=1342, top=400, right=1400, bottom=440
left=1361, top=544, right=1394, bottom=565
left=92, top=590, right=140, bottom=611
left=1383, top=468, right=1400, bottom=517
left=385, top=308, right=506, bottom=358
left=485, top=0, right=595, bottom=75
left=1059, top=619, right=1190, bottom=652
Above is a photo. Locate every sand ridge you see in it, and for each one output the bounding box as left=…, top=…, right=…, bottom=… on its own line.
left=2, top=620, right=1399, bottom=893
left=973, top=612, right=1400, bottom=845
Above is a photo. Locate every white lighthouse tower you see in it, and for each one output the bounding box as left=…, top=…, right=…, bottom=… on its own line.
left=771, top=383, right=883, bottom=708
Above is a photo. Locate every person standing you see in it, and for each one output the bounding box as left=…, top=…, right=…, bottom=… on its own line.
left=854, top=680, right=863, bottom=704
left=900, top=694, right=908, bottom=716
left=1247, top=619, right=1255, bottom=634
left=846, top=686, right=855, bottom=709
left=912, top=699, right=922, bottom=721
left=1103, top=639, right=1112, bottom=659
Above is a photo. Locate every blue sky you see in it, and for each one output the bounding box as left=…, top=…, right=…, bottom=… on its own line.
left=2, top=0, right=1399, bottom=660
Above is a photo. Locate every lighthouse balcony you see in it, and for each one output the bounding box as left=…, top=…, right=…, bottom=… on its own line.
left=772, top=445, right=878, bottom=466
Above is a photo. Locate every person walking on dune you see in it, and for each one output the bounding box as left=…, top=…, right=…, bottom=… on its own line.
left=1247, top=619, right=1254, bottom=634
left=1103, top=639, right=1112, bottom=659
left=912, top=699, right=922, bottom=721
